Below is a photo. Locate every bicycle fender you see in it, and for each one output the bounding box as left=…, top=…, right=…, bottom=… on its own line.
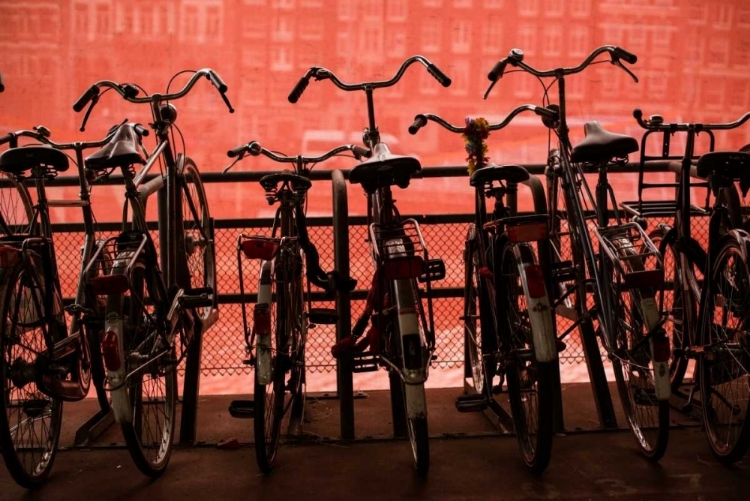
left=255, top=260, right=273, bottom=385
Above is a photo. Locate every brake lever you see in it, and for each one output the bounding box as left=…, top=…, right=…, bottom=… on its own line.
left=220, top=92, right=235, bottom=113
left=312, top=68, right=331, bottom=81
left=613, top=58, right=639, bottom=83
left=483, top=80, right=498, bottom=100
left=222, top=155, right=243, bottom=174
left=79, top=94, right=100, bottom=132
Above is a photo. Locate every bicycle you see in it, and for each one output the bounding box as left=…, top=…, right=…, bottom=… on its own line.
left=628, top=109, right=750, bottom=463
left=71, top=68, right=232, bottom=476
left=223, top=140, right=368, bottom=473
left=408, top=105, right=560, bottom=472
left=291, top=55, right=451, bottom=475
left=0, top=124, right=120, bottom=487
left=486, top=46, right=673, bottom=460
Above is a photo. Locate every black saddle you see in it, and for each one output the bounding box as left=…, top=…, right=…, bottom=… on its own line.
left=696, top=151, right=750, bottom=181
left=86, top=124, right=145, bottom=170
left=260, top=171, right=312, bottom=192
left=469, top=165, right=529, bottom=187
left=571, top=122, right=639, bottom=164
left=349, top=143, right=421, bottom=191
left=0, top=145, right=69, bottom=176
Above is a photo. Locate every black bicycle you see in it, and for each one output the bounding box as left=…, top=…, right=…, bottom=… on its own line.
left=224, top=141, right=367, bottom=473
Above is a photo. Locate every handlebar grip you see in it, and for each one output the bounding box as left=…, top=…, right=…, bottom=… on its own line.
left=613, top=47, right=637, bottom=65
left=122, top=84, right=139, bottom=99
left=0, top=133, right=13, bottom=146
left=633, top=108, right=643, bottom=121
left=487, top=59, right=508, bottom=81
left=0, top=72, right=4, bottom=93
left=408, top=115, right=428, bottom=135
left=427, top=63, right=452, bottom=87
left=134, top=123, right=149, bottom=138
left=352, top=146, right=371, bottom=159
left=73, top=85, right=100, bottom=112
left=208, top=71, right=228, bottom=93
left=227, top=144, right=247, bottom=158
left=288, top=76, right=309, bottom=103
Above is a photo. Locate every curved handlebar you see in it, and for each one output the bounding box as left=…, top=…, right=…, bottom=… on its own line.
left=409, top=104, right=558, bottom=135
left=0, top=72, right=5, bottom=93
left=288, top=55, right=451, bottom=103
left=224, top=141, right=371, bottom=173
left=633, top=108, right=750, bottom=132
left=0, top=123, right=128, bottom=150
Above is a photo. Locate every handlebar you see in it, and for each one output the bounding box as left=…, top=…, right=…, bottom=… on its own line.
left=0, top=123, right=142, bottom=151
left=0, top=72, right=5, bottom=93
left=484, top=45, right=638, bottom=98
left=632, top=108, right=750, bottom=132
left=288, top=55, right=451, bottom=103
left=409, top=104, right=558, bottom=135
left=224, top=141, right=371, bottom=173
left=73, top=68, right=234, bottom=130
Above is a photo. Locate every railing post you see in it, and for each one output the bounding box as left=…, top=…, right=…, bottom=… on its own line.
left=332, top=170, right=355, bottom=440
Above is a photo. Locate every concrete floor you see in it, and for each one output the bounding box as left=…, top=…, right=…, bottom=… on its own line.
left=1, top=383, right=748, bottom=500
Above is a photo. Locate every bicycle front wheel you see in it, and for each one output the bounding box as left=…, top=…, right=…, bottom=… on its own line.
left=180, top=157, right=215, bottom=321
left=0, top=262, right=62, bottom=488
left=0, top=174, right=33, bottom=236
left=608, top=253, right=669, bottom=461
left=698, top=237, right=750, bottom=464
left=110, top=258, right=177, bottom=477
left=498, top=242, right=555, bottom=473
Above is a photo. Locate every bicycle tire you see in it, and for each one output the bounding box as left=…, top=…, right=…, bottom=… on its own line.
left=179, top=156, right=215, bottom=321
left=109, top=257, right=177, bottom=477
left=650, top=228, right=693, bottom=391
left=0, top=261, right=63, bottom=488
left=698, top=236, right=750, bottom=464
left=607, top=243, right=669, bottom=461
left=253, top=268, right=287, bottom=474
left=498, top=242, right=555, bottom=472
left=0, top=173, right=33, bottom=236
left=464, top=228, right=496, bottom=396
left=390, top=275, right=430, bottom=476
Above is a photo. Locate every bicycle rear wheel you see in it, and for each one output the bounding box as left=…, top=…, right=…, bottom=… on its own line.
left=608, top=253, right=669, bottom=461
left=463, top=229, right=495, bottom=396
left=698, top=237, right=750, bottom=464
left=110, top=259, right=177, bottom=477
left=0, top=262, right=63, bottom=488
left=498, top=242, right=554, bottom=473
left=180, top=157, right=215, bottom=321
left=650, top=228, right=693, bottom=390
left=0, top=174, right=33, bottom=236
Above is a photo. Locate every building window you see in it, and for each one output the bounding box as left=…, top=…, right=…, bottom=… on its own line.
left=273, top=0, right=295, bottom=9
left=338, top=0, right=353, bottom=20
left=738, top=40, right=750, bottom=68
left=387, top=30, right=407, bottom=57
left=420, top=70, right=439, bottom=94
left=627, top=25, right=646, bottom=51
left=519, top=0, right=538, bottom=16
left=517, top=25, right=535, bottom=55
left=299, top=20, right=324, bottom=40
left=686, top=37, right=702, bottom=63
left=300, top=0, right=323, bottom=6
left=651, top=28, right=670, bottom=52
left=271, top=46, right=293, bottom=71
left=206, top=5, right=222, bottom=40
left=421, top=18, right=442, bottom=53
left=514, top=73, right=534, bottom=98
left=95, top=4, right=110, bottom=36
left=484, top=0, right=503, bottom=7
left=450, top=60, right=470, bottom=95
left=337, top=31, right=350, bottom=56
left=688, top=2, right=708, bottom=25
left=703, top=79, right=726, bottom=108
left=543, top=25, right=562, bottom=57
left=567, top=75, right=585, bottom=99
left=272, top=15, right=294, bottom=42
left=569, top=26, right=589, bottom=57
left=359, top=23, right=383, bottom=54
left=424, top=0, right=443, bottom=6
left=545, top=0, right=563, bottom=17
left=739, top=6, right=750, bottom=27
left=646, top=73, right=667, bottom=101
left=707, top=36, right=730, bottom=66
left=451, top=20, right=471, bottom=54
left=454, top=0, right=472, bottom=7
left=387, top=0, right=408, bottom=20
left=483, top=17, right=503, bottom=55
left=74, top=3, right=89, bottom=36
left=570, top=0, right=590, bottom=17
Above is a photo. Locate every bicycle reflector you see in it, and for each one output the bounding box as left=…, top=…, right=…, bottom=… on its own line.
left=101, top=330, right=121, bottom=371
left=0, top=246, right=21, bottom=268
left=88, top=274, right=130, bottom=295
left=383, top=256, right=424, bottom=280
left=241, top=238, right=279, bottom=261
left=507, top=221, right=548, bottom=243
left=524, top=264, right=546, bottom=298
left=253, top=303, right=271, bottom=336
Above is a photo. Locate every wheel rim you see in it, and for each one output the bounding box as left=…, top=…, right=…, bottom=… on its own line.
left=466, top=245, right=486, bottom=394
left=701, top=244, right=750, bottom=456
left=610, top=268, right=663, bottom=453
left=1, top=267, right=60, bottom=482
left=0, top=174, right=33, bottom=236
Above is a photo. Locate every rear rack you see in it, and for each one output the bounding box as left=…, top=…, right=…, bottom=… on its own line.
left=619, top=199, right=708, bottom=218
left=595, top=222, right=664, bottom=290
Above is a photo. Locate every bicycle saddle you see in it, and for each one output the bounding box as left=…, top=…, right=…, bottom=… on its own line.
left=86, top=124, right=146, bottom=170
left=696, top=151, right=750, bottom=180
left=259, top=171, right=312, bottom=192
left=469, top=164, right=529, bottom=187
left=0, top=144, right=69, bottom=175
left=571, top=121, right=638, bottom=164
left=349, top=143, right=421, bottom=191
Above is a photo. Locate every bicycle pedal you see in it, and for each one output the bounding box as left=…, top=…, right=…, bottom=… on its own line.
left=419, top=258, right=446, bottom=283
left=352, top=352, right=379, bottom=373
left=455, top=394, right=488, bottom=412
left=228, top=400, right=255, bottom=419
left=308, top=308, right=338, bottom=325
left=186, top=287, right=214, bottom=296
left=179, top=293, right=213, bottom=308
